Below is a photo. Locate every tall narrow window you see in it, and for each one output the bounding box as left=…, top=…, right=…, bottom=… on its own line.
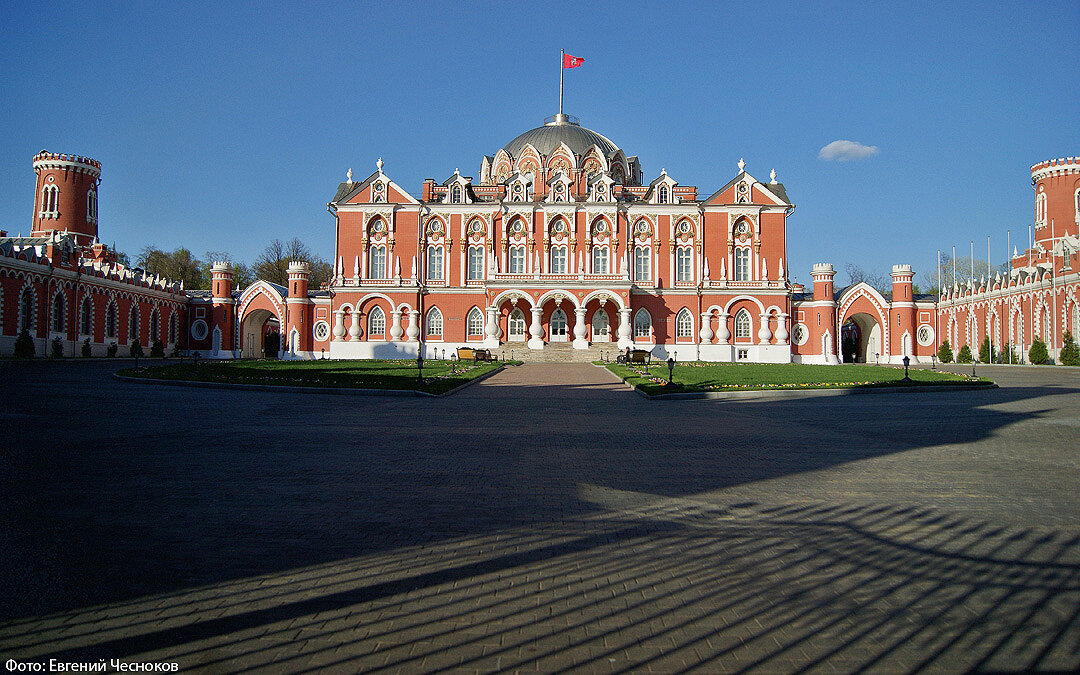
left=169, top=312, right=178, bottom=344
left=509, top=245, right=526, bottom=273
left=634, top=246, right=650, bottom=281
left=735, top=248, right=751, bottom=281
left=467, top=246, right=484, bottom=280
left=676, top=247, right=692, bottom=282
left=425, top=307, right=443, bottom=336
left=41, top=185, right=59, bottom=218
left=51, top=292, right=65, bottom=332
left=80, top=297, right=92, bottom=336
left=129, top=307, right=139, bottom=342
left=735, top=310, right=752, bottom=339
left=87, top=190, right=98, bottom=223
left=1035, top=191, right=1046, bottom=225
left=658, top=185, right=669, bottom=204
left=19, top=288, right=34, bottom=333
left=508, top=308, right=526, bottom=340
left=369, top=245, right=386, bottom=279
left=368, top=306, right=385, bottom=337
left=633, top=309, right=652, bottom=339
left=676, top=308, right=693, bottom=338
left=466, top=307, right=484, bottom=337
left=150, top=308, right=160, bottom=342
left=592, top=246, right=608, bottom=274
left=105, top=301, right=116, bottom=339
left=550, top=309, right=567, bottom=340
left=451, top=184, right=463, bottom=204
left=426, top=246, right=443, bottom=281
left=550, top=246, right=568, bottom=274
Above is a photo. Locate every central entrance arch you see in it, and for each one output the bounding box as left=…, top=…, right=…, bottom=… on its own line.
left=241, top=309, right=280, bottom=359
left=842, top=312, right=881, bottom=363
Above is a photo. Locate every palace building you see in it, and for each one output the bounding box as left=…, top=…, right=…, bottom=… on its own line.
left=1, top=124, right=1076, bottom=365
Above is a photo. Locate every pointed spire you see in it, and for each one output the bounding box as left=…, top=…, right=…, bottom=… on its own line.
left=703, top=257, right=710, bottom=279
left=719, top=258, right=727, bottom=280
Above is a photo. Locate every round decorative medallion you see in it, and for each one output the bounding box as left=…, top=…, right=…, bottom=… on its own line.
left=792, top=323, right=808, bottom=346
left=469, top=221, right=484, bottom=233
left=678, top=222, right=691, bottom=234
left=635, top=221, right=649, bottom=234
left=371, top=221, right=386, bottom=234
left=313, top=321, right=330, bottom=342
left=190, top=319, right=208, bottom=341
left=917, top=325, right=934, bottom=346
left=47, top=176, right=55, bottom=183
left=552, top=221, right=566, bottom=233
left=738, top=182, right=748, bottom=193
left=428, top=219, right=442, bottom=235
left=373, top=182, right=384, bottom=193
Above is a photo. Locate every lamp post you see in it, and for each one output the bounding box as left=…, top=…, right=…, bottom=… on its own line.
left=417, top=353, right=423, bottom=383
left=667, top=355, right=675, bottom=386
left=903, top=355, right=910, bottom=380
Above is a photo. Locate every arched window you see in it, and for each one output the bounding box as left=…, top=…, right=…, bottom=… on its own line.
left=87, top=190, right=98, bottom=223
left=1035, top=191, right=1046, bottom=225
left=51, top=292, right=65, bottom=333
left=676, top=308, right=693, bottom=338
left=633, top=309, right=651, bottom=339
left=634, top=246, right=650, bottom=282
left=549, top=308, right=567, bottom=340
left=658, top=185, right=668, bottom=204
left=676, top=247, right=692, bottom=282
left=509, top=245, right=526, bottom=274
left=425, top=307, right=443, bottom=336
left=592, top=308, right=610, bottom=341
left=128, top=306, right=140, bottom=342
left=150, top=308, right=160, bottom=342
left=19, top=288, right=35, bottom=333
left=80, top=296, right=92, bottom=336
left=1075, top=188, right=1080, bottom=219
left=368, top=306, right=385, bottom=337
left=592, top=246, right=608, bottom=274
left=369, top=245, right=387, bottom=279
left=735, top=248, right=751, bottom=281
left=467, top=246, right=484, bottom=280
left=40, top=184, right=59, bottom=218
left=466, top=307, right=484, bottom=337
left=508, top=308, right=527, bottom=340
left=169, top=312, right=178, bottom=344
left=451, top=184, right=463, bottom=204
left=1044, top=308, right=1051, bottom=342
left=105, top=301, right=117, bottom=339
left=426, top=246, right=443, bottom=281
left=550, top=245, right=568, bottom=274
left=734, top=310, right=752, bottom=340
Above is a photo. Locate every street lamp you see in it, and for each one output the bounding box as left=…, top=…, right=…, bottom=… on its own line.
left=417, top=353, right=423, bottom=383
left=667, top=355, right=675, bottom=386
left=903, top=355, right=910, bottom=380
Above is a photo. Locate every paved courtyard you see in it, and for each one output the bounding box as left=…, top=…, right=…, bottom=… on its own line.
left=1, top=360, right=1079, bottom=673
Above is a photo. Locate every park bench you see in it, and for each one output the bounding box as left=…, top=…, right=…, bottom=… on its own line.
left=456, top=347, right=493, bottom=363
left=617, top=349, right=653, bottom=366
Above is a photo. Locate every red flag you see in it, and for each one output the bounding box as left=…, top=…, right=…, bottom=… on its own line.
left=562, top=54, right=584, bottom=69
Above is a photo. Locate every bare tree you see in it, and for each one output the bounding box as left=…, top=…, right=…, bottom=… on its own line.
left=844, top=263, right=890, bottom=294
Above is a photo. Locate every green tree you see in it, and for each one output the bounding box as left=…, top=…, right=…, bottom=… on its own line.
left=14, top=329, right=35, bottom=358
left=957, top=344, right=973, bottom=364
left=1061, top=331, right=1079, bottom=366
left=81, top=338, right=92, bottom=358
left=137, top=246, right=207, bottom=289
left=129, top=339, right=144, bottom=358
left=979, top=335, right=993, bottom=363
left=1029, top=337, right=1049, bottom=365
left=937, top=339, right=953, bottom=363
left=999, top=342, right=1019, bottom=364
left=150, top=339, right=165, bottom=358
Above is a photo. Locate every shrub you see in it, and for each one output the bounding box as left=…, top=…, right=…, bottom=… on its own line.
left=14, top=329, right=35, bottom=359
left=81, top=338, right=92, bottom=358
left=1061, top=331, right=1079, bottom=366
left=957, top=344, right=972, bottom=364
left=937, top=340, right=953, bottom=364
left=51, top=337, right=64, bottom=358
left=999, top=342, right=1020, bottom=364
left=979, top=335, right=993, bottom=364
left=129, top=339, right=144, bottom=358
left=1029, top=337, right=1049, bottom=365
left=106, top=342, right=118, bottom=358
left=150, top=339, right=165, bottom=358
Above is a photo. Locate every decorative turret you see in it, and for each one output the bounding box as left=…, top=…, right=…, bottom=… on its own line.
left=1029, top=157, right=1079, bottom=274
left=211, top=261, right=233, bottom=299
left=287, top=261, right=310, bottom=298
left=812, top=263, right=835, bottom=301
left=31, top=151, right=102, bottom=245
left=891, top=264, right=914, bottom=301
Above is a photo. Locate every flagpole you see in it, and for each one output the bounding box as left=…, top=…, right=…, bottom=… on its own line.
left=559, top=49, right=564, bottom=116
left=988, top=234, right=992, bottom=362
left=1052, top=218, right=1057, bottom=353
left=1007, top=228, right=1011, bottom=362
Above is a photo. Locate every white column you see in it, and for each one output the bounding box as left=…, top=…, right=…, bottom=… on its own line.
left=758, top=313, right=772, bottom=344
left=348, top=310, right=361, bottom=340
left=406, top=310, right=419, bottom=342
left=389, top=307, right=403, bottom=341
left=617, top=307, right=633, bottom=349
left=775, top=313, right=789, bottom=344
left=333, top=310, right=346, bottom=341
left=573, top=306, right=589, bottom=349
left=715, top=312, right=730, bottom=344
left=484, top=306, right=501, bottom=348
left=699, top=312, right=714, bottom=344
left=528, top=306, right=545, bottom=349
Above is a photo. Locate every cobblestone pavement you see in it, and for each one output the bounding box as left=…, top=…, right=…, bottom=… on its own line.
left=1, top=360, right=1079, bottom=673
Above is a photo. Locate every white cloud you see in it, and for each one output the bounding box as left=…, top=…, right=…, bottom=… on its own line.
left=819, top=140, right=880, bottom=161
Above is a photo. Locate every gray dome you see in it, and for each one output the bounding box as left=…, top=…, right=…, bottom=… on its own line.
left=501, top=115, right=620, bottom=159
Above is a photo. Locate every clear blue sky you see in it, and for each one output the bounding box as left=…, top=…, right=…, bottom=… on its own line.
left=1, top=1, right=1077, bottom=287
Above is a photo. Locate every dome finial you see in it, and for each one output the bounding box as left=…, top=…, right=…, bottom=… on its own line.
left=770, top=168, right=777, bottom=184
left=346, top=168, right=353, bottom=183
left=737, top=158, right=746, bottom=172
left=376, top=157, right=384, bottom=173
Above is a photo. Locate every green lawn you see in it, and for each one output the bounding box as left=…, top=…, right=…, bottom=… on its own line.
left=603, top=361, right=990, bottom=396
left=119, top=358, right=507, bottom=395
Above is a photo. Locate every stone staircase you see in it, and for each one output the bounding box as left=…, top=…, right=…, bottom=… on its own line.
left=491, top=341, right=623, bottom=363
